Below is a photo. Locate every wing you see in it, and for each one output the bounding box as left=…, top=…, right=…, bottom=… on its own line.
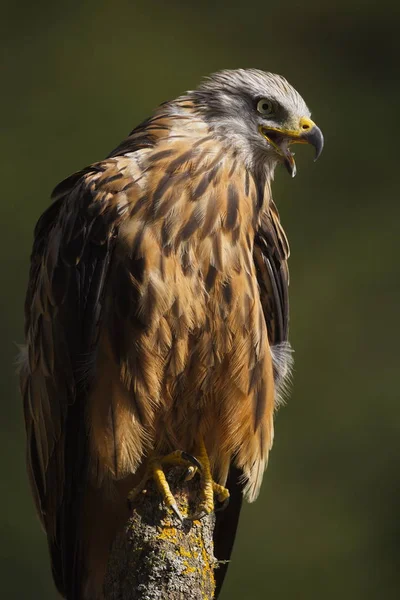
left=254, top=199, right=293, bottom=406
left=254, top=199, right=290, bottom=346
left=213, top=467, right=244, bottom=599
left=214, top=198, right=291, bottom=599
left=20, top=158, right=138, bottom=598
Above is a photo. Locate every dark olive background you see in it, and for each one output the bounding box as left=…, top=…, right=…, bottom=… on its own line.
left=1, top=1, right=399, bottom=598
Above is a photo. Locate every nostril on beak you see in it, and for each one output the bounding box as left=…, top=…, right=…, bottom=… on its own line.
left=299, top=117, right=314, bottom=132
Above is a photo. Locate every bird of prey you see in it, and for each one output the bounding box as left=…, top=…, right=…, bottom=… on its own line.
left=20, top=69, right=323, bottom=599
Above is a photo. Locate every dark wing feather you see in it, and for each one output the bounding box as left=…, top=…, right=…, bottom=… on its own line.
left=214, top=199, right=290, bottom=598
left=214, top=467, right=243, bottom=599
left=254, top=199, right=290, bottom=345
left=21, top=162, right=128, bottom=599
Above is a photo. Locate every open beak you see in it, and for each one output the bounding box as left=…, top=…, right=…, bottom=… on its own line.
left=260, top=116, right=324, bottom=177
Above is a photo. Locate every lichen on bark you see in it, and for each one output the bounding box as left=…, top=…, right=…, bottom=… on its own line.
left=103, top=465, right=217, bottom=600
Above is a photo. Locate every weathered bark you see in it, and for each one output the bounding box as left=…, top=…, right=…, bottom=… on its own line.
left=103, top=466, right=217, bottom=600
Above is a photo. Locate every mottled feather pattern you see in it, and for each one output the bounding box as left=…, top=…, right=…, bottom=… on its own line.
left=91, top=111, right=276, bottom=502
left=21, top=159, right=136, bottom=595
left=21, top=81, right=294, bottom=599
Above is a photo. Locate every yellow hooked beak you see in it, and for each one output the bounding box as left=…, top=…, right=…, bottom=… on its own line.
left=260, top=116, right=324, bottom=177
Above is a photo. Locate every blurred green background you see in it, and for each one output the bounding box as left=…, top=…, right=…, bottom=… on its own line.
left=2, top=1, right=399, bottom=598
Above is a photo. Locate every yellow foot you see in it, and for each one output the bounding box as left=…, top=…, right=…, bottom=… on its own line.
left=128, top=450, right=201, bottom=521
left=190, top=439, right=230, bottom=520
left=127, top=443, right=230, bottom=521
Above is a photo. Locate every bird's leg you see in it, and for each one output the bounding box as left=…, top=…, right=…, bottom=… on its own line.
left=127, top=450, right=201, bottom=521
left=127, top=444, right=229, bottom=521
left=191, top=438, right=230, bottom=519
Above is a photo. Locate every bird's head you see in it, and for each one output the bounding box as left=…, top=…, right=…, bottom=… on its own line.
left=191, top=69, right=323, bottom=177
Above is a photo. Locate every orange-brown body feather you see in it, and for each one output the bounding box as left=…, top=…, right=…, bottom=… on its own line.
left=88, top=115, right=275, bottom=494
left=21, top=100, right=290, bottom=599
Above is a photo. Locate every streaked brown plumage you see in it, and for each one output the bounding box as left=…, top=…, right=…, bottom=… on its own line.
left=20, top=69, right=323, bottom=599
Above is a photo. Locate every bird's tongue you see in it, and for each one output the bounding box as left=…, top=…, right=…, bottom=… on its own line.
left=283, top=150, right=297, bottom=178
left=266, top=129, right=297, bottom=178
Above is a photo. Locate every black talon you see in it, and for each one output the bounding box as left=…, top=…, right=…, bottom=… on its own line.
left=187, top=509, right=208, bottom=521
left=170, top=502, right=184, bottom=523
left=215, top=497, right=230, bottom=512
left=180, top=451, right=202, bottom=470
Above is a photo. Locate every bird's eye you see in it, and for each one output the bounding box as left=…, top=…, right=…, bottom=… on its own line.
left=257, top=99, right=274, bottom=116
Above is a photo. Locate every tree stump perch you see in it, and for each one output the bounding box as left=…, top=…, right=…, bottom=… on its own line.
left=104, top=466, right=217, bottom=600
